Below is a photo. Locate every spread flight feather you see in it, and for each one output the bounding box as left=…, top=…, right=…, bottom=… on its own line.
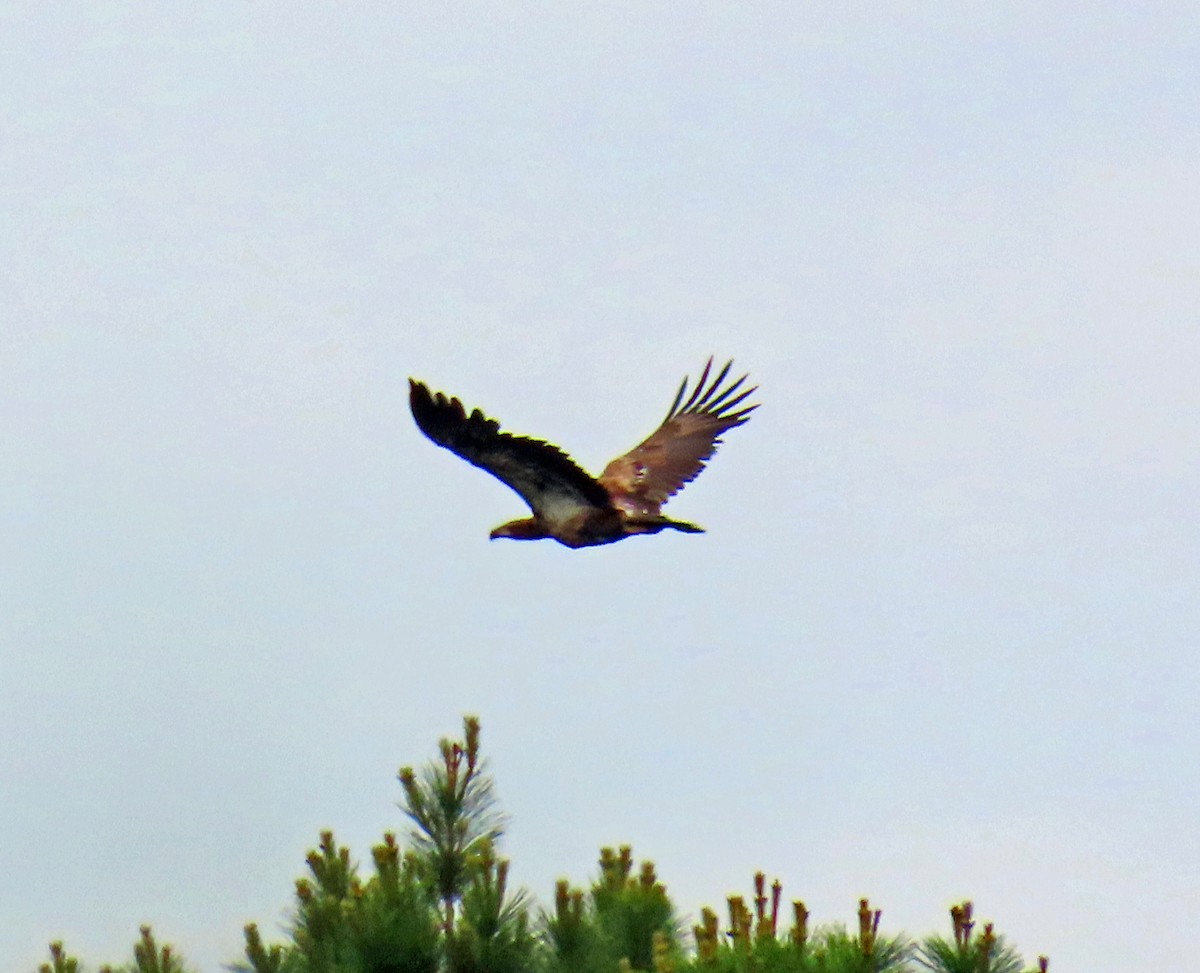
left=409, top=358, right=758, bottom=548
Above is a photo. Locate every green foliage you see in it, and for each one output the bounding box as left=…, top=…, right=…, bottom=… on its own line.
left=39, top=943, right=80, bottom=973
left=38, top=936, right=192, bottom=973
left=443, top=840, right=537, bottom=973
left=685, top=882, right=909, bottom=973
left=543, top=878, right=606, bottom=973
left=541, top=846, right=680, bottom=973
left=592, top=846, right=679, bottom=971
left=42, top=716, right=1049, bottom=973
left=805, top=926, right=911, bottom=973
left=914, top=902, right=1025, bottom=973
left=398, top=715, right=504, bottom=936
left=238, top=830, right=440, bottom=973
left=360, top=833, right=443, bottom=973
left=93, top=926, right=195, bottom=973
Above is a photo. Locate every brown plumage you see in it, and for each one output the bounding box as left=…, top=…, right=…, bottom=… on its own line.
left=409, top=358, right=758, bottom=548
left=408, top=362, right=753, bottom=551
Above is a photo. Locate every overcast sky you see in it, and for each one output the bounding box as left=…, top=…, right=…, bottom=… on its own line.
left=3, top=4, right=1198, bottom=972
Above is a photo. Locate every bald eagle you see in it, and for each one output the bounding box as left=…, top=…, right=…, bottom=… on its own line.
left=409, top=358, right=758, bottom=548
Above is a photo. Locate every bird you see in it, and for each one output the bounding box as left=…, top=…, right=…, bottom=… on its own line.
left=408, top=358, right=758, bottom=549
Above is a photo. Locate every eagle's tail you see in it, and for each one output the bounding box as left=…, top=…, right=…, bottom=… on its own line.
left=625, top=516, right=705, bottom=536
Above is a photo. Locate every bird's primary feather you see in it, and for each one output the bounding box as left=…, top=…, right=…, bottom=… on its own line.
left=408, top=380, right=613, bottom=531
left=597, top=358, right=758, bottom=516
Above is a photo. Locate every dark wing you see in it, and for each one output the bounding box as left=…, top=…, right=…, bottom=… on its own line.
left=597, top=358, right=758, bottom=515
left=409, top=379, right=615, bottom=526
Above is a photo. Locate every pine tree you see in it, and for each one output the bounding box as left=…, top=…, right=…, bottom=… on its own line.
left=41, top=716, right=1049, bottom=973
left=397, top=716, right=504, bottom=939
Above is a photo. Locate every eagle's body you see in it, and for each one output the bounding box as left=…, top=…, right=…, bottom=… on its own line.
left=409, top=358, right=757, bottom=548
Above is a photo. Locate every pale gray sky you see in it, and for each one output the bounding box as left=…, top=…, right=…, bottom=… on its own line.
left=3, top=4, right=1198, bottom=972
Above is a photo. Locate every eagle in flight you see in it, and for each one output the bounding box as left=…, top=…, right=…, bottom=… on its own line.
left=409, top=358, right=758, bottom=548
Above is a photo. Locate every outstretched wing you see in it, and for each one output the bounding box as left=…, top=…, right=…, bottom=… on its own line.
left=409, top=379, right=615, bottom=525
left=598, top=358, right=758, bottom=515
